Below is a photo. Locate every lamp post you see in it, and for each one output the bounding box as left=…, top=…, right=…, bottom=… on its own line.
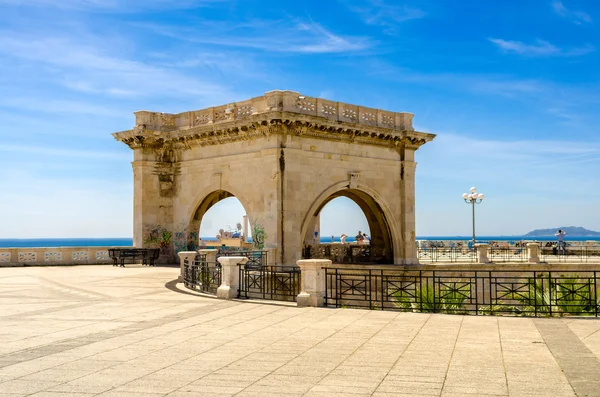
left=462, top=187, right=484, bottom=247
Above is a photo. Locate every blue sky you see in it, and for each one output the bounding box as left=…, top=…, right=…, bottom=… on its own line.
left=1, top=0, right=599, bottom=238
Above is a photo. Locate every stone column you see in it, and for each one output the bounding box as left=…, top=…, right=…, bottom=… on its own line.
left=177, top=251, right=197, bottom=281
left=197, top=249, right=218, bottom=265
left=475, top=243, right=490, bottom=264
left=296, top=259, right=330, bottom=307
left=216, top=256, right=248, bottom=300
left=527, top=243, right=540, bottom=263
left=243, top=215, right=249, bottom=243
left=131, top=149, right=175, bottom=263
left=399, top=159, right=418, bottom=264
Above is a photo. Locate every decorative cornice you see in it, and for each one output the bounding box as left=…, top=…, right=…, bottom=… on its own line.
left=113, top=91, right=435, bottom=151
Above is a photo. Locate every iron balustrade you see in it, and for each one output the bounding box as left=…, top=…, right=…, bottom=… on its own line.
left=182, top=254, right=222, bottom=294
left=216, top=250, right=268, bottom=269
left=417, top=247, right=476, bottom=263
left=324, top=268, right=599, bottom=317
left=487, top=246, right=528, bottom=262
left=238, top=264, right=301, bottom=302
left=302, top=244, right=390, bottom=264
left=538, top=245, right=598, bottom=263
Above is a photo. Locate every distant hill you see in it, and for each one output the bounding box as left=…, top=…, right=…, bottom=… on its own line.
left=524, top=227, right=600, bottom=237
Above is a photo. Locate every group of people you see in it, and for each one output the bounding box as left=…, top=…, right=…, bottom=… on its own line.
left=336, top=231, right=370, bottom=244
left=331, top=230, right=371, bottom=244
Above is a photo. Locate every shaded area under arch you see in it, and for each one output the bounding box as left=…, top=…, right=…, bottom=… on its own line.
left=303, top=188, right=394, bottom=264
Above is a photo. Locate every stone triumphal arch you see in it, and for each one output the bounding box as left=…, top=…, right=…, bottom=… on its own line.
left=113, top=90, right=435, bottom=265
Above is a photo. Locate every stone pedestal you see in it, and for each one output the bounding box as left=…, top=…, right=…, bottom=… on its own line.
left=527, top=243, right=540, bottom=263
left=475, top=244, right=490, bottom=264
left=296, top=259, right=331, bottom=307
left=216, top=256, right=248, bottom=300
left=177, top=251, right=197, bottom=281
left=197, top=249, right=218, bottom=264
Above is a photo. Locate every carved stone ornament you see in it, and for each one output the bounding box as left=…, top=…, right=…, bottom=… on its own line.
left=113, top=91, right=435, bottom=152
left=349, top=172, right=360, bottom=189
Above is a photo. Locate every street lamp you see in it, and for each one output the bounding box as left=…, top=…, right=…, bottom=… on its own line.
left=462, top=187, right=484, bottom=247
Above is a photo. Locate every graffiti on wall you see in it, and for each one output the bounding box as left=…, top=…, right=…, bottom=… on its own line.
left=143, top=226, right=173, bottom=257
left=252, top=221, right=267, bottom=250
left=170, top=227, right=201, bottom=254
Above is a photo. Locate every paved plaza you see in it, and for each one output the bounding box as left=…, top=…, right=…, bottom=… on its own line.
left=1, top=266, right=600, bottom=397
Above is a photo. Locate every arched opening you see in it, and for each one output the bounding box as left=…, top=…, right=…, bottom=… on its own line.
left=188, top=190, right=252, bottom=250
left=302, top=189, right=393, bottom=264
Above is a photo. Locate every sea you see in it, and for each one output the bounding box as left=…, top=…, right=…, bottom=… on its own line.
left=1, top=235, right=600, bottom=248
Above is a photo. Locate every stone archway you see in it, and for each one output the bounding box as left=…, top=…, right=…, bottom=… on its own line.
left=186, top=190, right=250, bottom=249
left=301, top=183, right=398, bottom=264
left=113, top=90, right=435, bottom=264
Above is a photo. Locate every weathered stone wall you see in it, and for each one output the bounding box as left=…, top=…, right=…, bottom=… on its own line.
left=113, top=91, right=435, bottom=265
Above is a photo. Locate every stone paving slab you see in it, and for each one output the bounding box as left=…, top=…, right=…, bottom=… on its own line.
left=1, top=265, right=599, bottom=396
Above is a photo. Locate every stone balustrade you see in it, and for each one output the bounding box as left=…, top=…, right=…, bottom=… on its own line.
left=0, top=247, right=122, bottom=266
left=132, top=90, right=415, bottom=133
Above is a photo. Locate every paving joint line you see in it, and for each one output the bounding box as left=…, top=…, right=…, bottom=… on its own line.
left=496, top=317, right=510, bottom=397
left=371, top=313, right=432, bottom=395
left=534, top=319, right=600, bottom=397
left=438, top=315, right=465, bottom=397
left=0, top=300, right=238, bottom=368
left=112, top=304, right=307, bottom=395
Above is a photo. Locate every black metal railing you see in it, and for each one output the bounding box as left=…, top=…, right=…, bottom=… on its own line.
left=302, top=244, right=391, bottom=264
left=417, top=247, right=476, bottom=263
left=217, top=250, right=268, bottom=269
left=324, top=268, right=599, bottom=317
left=238, top=264, right=301, bottom=302
left=487, top=247, right=528, bottom=262
left=183, top=254, right=222, bottom=294
left=539, top=245, right=599, bottom=263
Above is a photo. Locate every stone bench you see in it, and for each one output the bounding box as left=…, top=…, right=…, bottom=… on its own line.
left=108, top=248, right=160, bottom=267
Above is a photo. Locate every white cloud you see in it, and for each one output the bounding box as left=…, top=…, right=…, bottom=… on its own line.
left=0, top=97, right=121, bottom=116
left=417, top=133, right=600, bottom=183
left=362, top=60, right=549, bottom=98
left=414, top=133, right=600, bottom=236
left=0, top=0, right=223, bottom=12
left=0, top=34, right=235, bottom=104
left=343, top=0, right=425, bottom=34
left=138, top=19, right=372, bottom=54
left=489, top=38, right=594, bottom=57
left=552, top=0, right=592, bottom=24
left=0, top=144, right=130, bottom=160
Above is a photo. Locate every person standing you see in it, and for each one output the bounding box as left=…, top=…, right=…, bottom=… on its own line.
left=362, top=232, right=370, bottom=244
left=340, top=234, right=347, bottom=244
left=555, top=229, right=567, bottom=255
left=355, top=231, right=364, bottom=243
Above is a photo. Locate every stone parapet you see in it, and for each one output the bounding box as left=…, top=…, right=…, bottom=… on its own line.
left=113, top=91, right=434, bottom=151
left=0, top=247, right=118, bottom=267
left=475, top=243, right=491, bottom=264
left=527, top=243, right=540, bottom=263
left=128, top=91, right=416, bottom=133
